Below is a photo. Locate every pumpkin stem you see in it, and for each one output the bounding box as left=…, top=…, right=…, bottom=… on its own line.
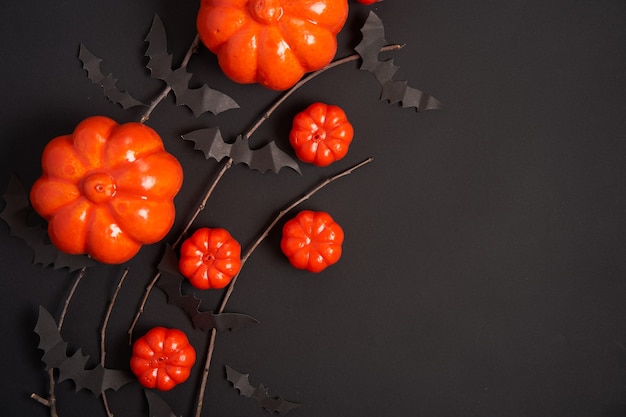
left=248, top=0, right=284, bottom=25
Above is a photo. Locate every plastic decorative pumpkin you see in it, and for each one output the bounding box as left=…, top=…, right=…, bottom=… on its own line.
left=280, top=210, right=344, bottom=272
left=289, top=102, right=354, bottom=166
left=179, top=227, right=242, bottom=290
left=196, top=0, right=350, bottom=90
left=130, top=327, right=196, bottom=391
left=29, top=116, right=183, bottom=264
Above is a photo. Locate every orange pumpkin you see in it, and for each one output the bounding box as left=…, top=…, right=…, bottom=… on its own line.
left=130, top=327, right=196, bottom=391
left=30, top=116, right=183, bottom=264
left=178, top=227, right=242, bottom=290
left=280, top=210, right=344, bottom=272
left=197, top=0, right=349, bottom=90
left=289, top=102, right=354, bottom=166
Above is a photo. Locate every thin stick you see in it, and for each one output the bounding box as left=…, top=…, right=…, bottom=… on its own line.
left=224, top=157, right=373, bottom=309
left=127, top=270, right=161, bottom=344
left=127, top=158, right=233, bottom=343
left=193, top=328, right=217, bottom=417
left=30, top=393, right=50, bottom=407
left=171, top=157, right=234, bottom=249
left=243, top=45, right=403, bottom=140
left=30, top=266, right=88, bottom=417
left=100, top=267, right=130, bottom=417
left=102, top=394, right=114, bottom=417
left=58, top=267, right=87, bottom=329
left=102, top=268, right=130, bottom=365
left=193, top=157, right=374, bottom=417
left=46, top=371, right=57, bottom=417
left=139, top=34, right=201, bottom=123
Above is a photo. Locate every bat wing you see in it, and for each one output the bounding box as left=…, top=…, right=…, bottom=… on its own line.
left=182, top=130, right=301, bottom=174
left=145, top=15, right=238, bottom=117
left=78, top=43, right=144, bottom=109
left=226, top=365, right=301, bottom=414
left=0, top=175, right=96, bottom=271
left=232, top=136, right=302, bottom=174
left=144, top=389, right=178, bottom=417
left=34, top=306, right=134, bottom=394
left=157, top=245, right=259, bottom=332
left=355, top=12, right=443, bottom=112
left=181, top=127, right=232, bottom=161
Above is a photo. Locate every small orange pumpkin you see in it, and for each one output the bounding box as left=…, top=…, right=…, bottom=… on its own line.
left=178, top=227, right=242, bottom=290
left=197, top=0, right=349, bottom=90
left=130, top=327, right=196, bottom=391
left=280, top=210, right=344, bottom=272
left=289, top=102, right=354, bottom=166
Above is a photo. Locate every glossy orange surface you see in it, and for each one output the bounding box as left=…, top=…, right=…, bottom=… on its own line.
left=29, top=116, right=183, bottom=264
left=289, top=101, right=354, bottom=166
left=130, top=327, right=196, bottom=391
left=179, top=227, right=242, bottom=290
left=197, top=0, right=349, bottom=90
left=280, top=210, right=344, bottom=272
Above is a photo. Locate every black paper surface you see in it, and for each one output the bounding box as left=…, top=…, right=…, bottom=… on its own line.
left=33, top=306, right=134, bottom=394
left=2, top=1, right=626, bottom=417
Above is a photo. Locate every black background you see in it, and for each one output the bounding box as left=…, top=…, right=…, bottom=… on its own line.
left=2, top=1, right=626, bottom=416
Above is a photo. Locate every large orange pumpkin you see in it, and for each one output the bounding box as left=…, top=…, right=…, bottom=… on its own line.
left=197, top=0, right=349, bottom=90
left=30, top=116, right=183, bottom=264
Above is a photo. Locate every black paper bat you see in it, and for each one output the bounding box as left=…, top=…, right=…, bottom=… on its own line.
left=157, top=244, right=259, bottom=332
left=78, top=43, right=146, bottom=109
left=145, top=15, right=239, bottom=117
left=225, top=365, right=301, bottom=414
left=355, top=12, right=443, bottom=112
left=182, top=129, right=301, bottom=174
left=34, top=306, right=134, bottom=394
left=0, top=175, right=97, bottom=271
left=144, top=389, right=178, bottom=417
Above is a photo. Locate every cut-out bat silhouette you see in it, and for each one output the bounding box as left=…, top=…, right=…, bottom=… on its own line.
left=34, top=306, right=134, bottom=394
left=157, top=244, right=259, bottom=332
left=355, top=12, right=443, bottom=111
left=0, top=175, right=97, bottom=271
left=144, top=389, right=178, bottom=417
left=145, top=15, right=239, bottom=117
left=182, top=129, right=301, bottom=174
left=78, top=43, right=145, bottom=109
left=225, top=365, right=301, bottom=414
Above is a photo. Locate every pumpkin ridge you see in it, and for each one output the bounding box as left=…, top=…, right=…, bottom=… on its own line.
left=48, top=197, right=92, bottom=254
left=48, top=194, right=84, bottom=218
